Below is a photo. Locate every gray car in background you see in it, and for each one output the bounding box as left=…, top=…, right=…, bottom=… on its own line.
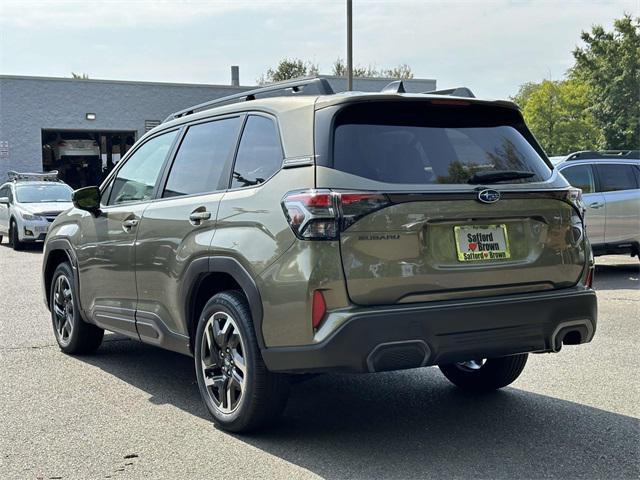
left=557, top=151, right=640, bottom=259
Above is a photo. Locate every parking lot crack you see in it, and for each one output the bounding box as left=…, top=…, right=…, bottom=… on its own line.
left=1, top=337, right=132, bottom=351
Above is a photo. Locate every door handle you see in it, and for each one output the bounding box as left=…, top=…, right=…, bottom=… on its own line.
left=589, top=202, right=603, bottom=209
left=122, top=218, right=139, bottom=229
left=189, top=210, right=211, bottom=224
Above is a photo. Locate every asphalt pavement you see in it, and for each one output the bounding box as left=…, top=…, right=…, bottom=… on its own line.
left=1, top=240, right=638, bottom=479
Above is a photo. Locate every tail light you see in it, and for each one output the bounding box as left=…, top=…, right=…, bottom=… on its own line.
left=281, top=190, right=338, bottom=240
left=281, top=189, right=391, bottom=240
left=57, top=141, right=68, bottom=147
left=564, top=188, right=586, bottom=218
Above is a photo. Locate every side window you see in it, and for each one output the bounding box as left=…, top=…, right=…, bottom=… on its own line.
left=108, top=130, right=178, bottom=205
left=0, top=186, right=9, bottom=205
left=163, top=117, right=242, bottom=198
left=231, top=115, right=283, bottom=189
left=595, top=164, right=639, bottom=192
left=632, top=165, right=640, bottom=185
left=560, top=165, right=596, bottom=193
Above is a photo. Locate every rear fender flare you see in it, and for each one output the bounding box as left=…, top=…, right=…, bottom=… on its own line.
left=182, top=256, right=265, bottom=349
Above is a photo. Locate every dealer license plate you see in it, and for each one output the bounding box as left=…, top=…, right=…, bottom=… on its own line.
left=454, top=224, right=511, bottom=262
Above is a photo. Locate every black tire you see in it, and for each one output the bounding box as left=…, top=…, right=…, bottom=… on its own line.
left=50, top=262, right=104, bottom=354
left=194, top=290, right=289, bottom=432
left=439, top=354, right=528, bottom=392
left=10, top=220, right=23, bottom=251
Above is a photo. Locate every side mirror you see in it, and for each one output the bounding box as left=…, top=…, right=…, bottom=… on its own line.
left=73, top=186, right=101, bottom=212
left=0, top=196, right=9, bottom=205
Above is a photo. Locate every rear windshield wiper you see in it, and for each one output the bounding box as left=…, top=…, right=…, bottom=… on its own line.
left=468, top=170, right=536, bottom=184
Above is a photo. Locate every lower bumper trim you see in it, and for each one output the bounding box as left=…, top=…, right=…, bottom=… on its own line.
left=262, top=287, right=597, bottom=373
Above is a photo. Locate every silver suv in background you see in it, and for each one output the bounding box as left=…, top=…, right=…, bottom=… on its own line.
left=0, top=171, right=73, bottom=250
left=556, top=151, right=640, bottom=259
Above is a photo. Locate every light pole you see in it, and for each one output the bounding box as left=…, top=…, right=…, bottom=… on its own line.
left=346, top=0, right=353, bottom=91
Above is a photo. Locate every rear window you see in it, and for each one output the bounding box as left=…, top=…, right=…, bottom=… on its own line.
left=16, top=184, right=72, bottom=203
left=331, top=102, right=551, bottom=184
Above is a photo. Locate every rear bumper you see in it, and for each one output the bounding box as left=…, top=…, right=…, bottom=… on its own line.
left=261, top=287, right=597, bottom=373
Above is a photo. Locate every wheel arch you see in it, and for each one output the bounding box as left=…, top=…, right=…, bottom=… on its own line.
left=42, top=239, right=78, bottom=311
left=183, top=256, right=265, bottom=353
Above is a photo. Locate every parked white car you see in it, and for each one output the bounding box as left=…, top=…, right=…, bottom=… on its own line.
left=0, top=172, right=73, bottom=250
left=51, top=132, right=100, bottom=159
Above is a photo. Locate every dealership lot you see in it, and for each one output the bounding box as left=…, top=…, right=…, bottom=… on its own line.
left=1, top=243, right=638, bottom=479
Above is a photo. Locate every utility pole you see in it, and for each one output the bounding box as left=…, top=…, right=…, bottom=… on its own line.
left=346, top=0, right=353, bottom=91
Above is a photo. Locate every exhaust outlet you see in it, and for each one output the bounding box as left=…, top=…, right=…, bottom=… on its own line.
left=551, top=320, right=594, bottom=352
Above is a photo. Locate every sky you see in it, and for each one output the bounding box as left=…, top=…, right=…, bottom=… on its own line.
left=0, top=0, right=637, bottom=99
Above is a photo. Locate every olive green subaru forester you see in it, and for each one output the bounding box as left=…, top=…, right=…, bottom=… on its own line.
left=42, top=78, right=597, bottom=432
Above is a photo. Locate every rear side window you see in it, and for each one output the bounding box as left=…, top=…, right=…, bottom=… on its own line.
left=561, top=164, right=596, bottom=193
left=163, top=117, right=242, bottom=197
left=595, top=164, right=639, bottom=192
left=331, top=102, right=551, bottom=185
left=231, top=115, right=283, bottom=188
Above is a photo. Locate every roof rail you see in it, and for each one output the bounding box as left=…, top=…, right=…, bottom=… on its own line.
left=163, top=76, right=335, bottom=123
left=566, top=150, right=640, bottom=161
left=8, top=170, right=60, bottom=182
left=423, top=87, right=476, bottom=98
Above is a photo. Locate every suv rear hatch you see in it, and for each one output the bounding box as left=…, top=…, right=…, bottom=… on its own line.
left=313, top=99, right=587, bottom=305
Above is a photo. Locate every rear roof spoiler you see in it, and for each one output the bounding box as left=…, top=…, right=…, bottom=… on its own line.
left=422, top=87, right=476, bottom=98
left=379, top=81, right=476, bottom=98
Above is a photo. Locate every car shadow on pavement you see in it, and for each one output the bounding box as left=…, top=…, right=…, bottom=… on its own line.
left=81, top=339, right=638, bottom=479
left=0, top=240, right=43, bottom=253
left=594, top=262, right=639, bottom=291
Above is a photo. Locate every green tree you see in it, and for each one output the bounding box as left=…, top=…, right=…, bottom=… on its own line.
left=382, top=64, right=414, bottom=79
left=512, top=79, right=601, bottom=155
left=257, top=58, right=319, bottom=84
left=571, top=15, right=640, bottom=149
left=331, top=58, right=414, bottom=79
left=511, top=81, right=539, bottom=107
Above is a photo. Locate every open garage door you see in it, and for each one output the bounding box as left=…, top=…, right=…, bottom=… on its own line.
left=42, top=130, right=136, bottom=189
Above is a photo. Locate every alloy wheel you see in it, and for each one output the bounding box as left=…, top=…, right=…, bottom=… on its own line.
left=200, top=311, right=248, bottom=414
left=52, top=275, right=74, bottom=346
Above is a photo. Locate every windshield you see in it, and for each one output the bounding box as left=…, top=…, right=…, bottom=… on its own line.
left=331, top=101, right=552, bottom=185
left=16, top=184, right=73, bottom=203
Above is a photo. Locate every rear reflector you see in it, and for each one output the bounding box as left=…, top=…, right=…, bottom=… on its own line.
left=585, top=267, right=594, bottom=288
left=311, top=290, right=327, bottom=329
